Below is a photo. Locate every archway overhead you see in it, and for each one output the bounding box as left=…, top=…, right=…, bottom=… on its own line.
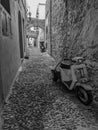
left=27, top=30, right=38, bottom=39
left=27, top=17, right=45, bottom=30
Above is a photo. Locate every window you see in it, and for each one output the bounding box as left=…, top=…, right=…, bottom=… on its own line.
left=2, top=11, right=8, bottom=36
left=2, top=11, right=12, bottom=36
left=0, top=0, right=12, bottom=37
left=9, top=18, right=12, bottom=35
left=0, top=0, right=10, bottom=14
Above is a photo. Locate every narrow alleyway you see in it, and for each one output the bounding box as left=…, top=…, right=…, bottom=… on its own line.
left=2, top=47, right=98, bottom=130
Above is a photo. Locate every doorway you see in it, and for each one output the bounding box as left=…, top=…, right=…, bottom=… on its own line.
left=18, top=11, right=24, bottom=58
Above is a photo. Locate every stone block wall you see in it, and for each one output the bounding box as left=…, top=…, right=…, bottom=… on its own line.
left=45, top=0, right=98, bottom=88
left=51, top=0, right=65, bottom=60
left=64, top=0, right=98, bottom=87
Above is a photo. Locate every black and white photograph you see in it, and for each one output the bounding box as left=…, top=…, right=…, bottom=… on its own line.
left=0, top=0, right=98, bottom=130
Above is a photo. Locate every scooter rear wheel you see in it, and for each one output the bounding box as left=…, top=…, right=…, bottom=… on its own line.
left=75, top=86, right=93, bottom=105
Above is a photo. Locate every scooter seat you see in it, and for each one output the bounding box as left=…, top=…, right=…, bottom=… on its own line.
left=60, top=62, right=71, bottom=69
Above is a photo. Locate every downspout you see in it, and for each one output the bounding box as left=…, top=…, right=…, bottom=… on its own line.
left=50, top=0, right=52, bottom=56
left=62, top=0, right=68, bottom=59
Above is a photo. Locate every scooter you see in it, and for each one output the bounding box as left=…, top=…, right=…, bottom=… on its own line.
left=51, top=57, right=93, bottom=105
left=40, top=45, right=45, bottom=52
left=40, top=42, right=46, bottom=52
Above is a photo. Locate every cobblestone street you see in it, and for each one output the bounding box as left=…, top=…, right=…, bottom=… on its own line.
left=2, top=47, right=98, bottom=130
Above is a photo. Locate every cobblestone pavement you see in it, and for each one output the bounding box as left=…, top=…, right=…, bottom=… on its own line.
left=1, top=47, right=98, bottom=130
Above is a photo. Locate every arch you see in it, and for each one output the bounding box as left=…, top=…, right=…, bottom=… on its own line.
left=27, top=23, right=45, bottom=30
left=18, top=11, right=24, bottom=58
left=26, top=18, right=45, bottom=31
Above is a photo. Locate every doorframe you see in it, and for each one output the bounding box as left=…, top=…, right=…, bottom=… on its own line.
left=18, top=11, right=24, bottom=59
left=0, top=66, right=5, bottom=108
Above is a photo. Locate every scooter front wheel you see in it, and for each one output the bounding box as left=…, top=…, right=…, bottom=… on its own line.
left=75, top=86, right=93, bottom=105
left=51, top=70, right=60, bottom=82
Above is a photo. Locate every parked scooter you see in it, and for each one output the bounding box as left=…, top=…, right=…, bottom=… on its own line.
left=51, top=57, right=93, bottom=105
left=40, top=42, right=45, bottom=52
left=40, top=45, right=45, bottom=52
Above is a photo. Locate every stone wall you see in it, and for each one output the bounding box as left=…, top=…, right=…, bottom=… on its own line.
left=64, top=0, right=98, bottom=87
left=46, top=0, right=98, bottom=87
left=51, top=0, right=65, bottom=60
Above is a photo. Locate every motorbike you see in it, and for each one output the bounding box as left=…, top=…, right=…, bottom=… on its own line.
left=40, top=45, right=45, bottom=52
left=51, top=57, right=93, bottom=105
left=40, top=42, right=46, bottom=52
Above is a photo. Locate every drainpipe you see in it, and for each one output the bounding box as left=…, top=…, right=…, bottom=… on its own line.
left=62, top=0, right=68, bottom=59
left=50, top=0, right=52, bottom=56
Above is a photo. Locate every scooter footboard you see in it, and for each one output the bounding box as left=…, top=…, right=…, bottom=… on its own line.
left=60, top=68, right=72, bottom=81
left=64, top=81, right=72, bottom=86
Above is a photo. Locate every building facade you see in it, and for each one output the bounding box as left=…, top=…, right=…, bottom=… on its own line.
left=0, top=0, right=27, bottom=106
left=45, top=0, right=98, bottom=87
